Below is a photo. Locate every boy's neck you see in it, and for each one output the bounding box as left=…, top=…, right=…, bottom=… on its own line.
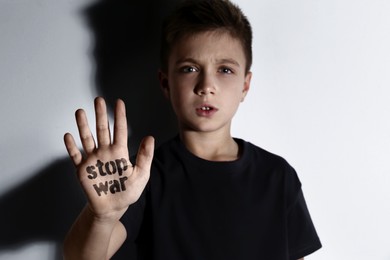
left=179, top=131, right=240, bottom=162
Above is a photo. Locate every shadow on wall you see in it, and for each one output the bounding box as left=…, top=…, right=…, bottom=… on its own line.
left=89, top=0, right=178, bottom=154
left=0, top=0, right=179, bottom=259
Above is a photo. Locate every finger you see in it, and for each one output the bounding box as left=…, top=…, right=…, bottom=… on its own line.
left=113, top=99, right=128, bottom=146
left=64, top=133, right=83, bottom=166
left=129, top=136, right=154, bottom=191
left=76, top=109, right=96, bottom=154
left=134, top=136, right=155, bottom=172
left=95, top=97, right=111, bottom=147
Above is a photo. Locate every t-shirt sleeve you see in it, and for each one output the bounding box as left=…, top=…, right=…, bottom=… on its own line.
left=120, top=189, right=147, bottom=241
left=287, top=188, right=322, bottom=260
left=114, top=190, right=148, bottom=259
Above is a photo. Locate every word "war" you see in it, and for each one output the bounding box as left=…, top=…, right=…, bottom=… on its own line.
left=85, top=158, right=130, bottom=197
left=92, top=177, right=128, bottom=197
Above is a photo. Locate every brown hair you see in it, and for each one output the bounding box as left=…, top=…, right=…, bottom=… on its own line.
left=160, top=0, right=253, bottom=73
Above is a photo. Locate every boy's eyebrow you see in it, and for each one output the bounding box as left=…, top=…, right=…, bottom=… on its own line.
left=175, top=58, right=197, bottom=65
left=216, top=58, right=241, bottom=67
left=175, top=58, right=241, bottom=67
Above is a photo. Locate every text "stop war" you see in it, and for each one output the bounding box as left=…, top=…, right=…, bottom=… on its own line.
left=85, top=158, right=130, bottom=197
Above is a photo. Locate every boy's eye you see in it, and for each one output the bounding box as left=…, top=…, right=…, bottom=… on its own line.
left=181, top=66, right=198, bottom=73
left=219, top=67, right=233, bottom=74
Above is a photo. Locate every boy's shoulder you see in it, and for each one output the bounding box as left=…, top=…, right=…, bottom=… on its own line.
left=237, top=137, right=294, bottom=170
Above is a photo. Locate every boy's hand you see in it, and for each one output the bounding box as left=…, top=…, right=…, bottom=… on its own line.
left=64, top=97, right=154, bottom=221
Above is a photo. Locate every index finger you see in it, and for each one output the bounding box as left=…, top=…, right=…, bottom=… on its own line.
left=113, top=99, right=128, bottom=146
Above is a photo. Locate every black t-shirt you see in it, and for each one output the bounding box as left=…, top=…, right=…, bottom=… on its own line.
left=120, top=136, right=321, bottom=260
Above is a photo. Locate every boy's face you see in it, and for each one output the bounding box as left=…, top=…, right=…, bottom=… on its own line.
left=159, top=30, right=252, bottom=135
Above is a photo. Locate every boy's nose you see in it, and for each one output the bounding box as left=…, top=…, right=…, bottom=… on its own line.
left=196, top=87, right=215, bottom=96
left=194, top=73, right=216, bottom=96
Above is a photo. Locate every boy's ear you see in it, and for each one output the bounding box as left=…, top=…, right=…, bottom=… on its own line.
left=241, top=71, right=252, bottom=102
left=158, top=70, right=170, bottom=99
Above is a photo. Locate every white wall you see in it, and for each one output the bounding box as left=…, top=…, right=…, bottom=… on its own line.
left=0, top=0, right=95, bottom=259
left=0, top=0, right=389, bottom=259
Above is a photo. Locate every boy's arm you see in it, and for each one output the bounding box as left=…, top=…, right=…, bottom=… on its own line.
left=63, top=97, right=154, bottom=259
left=63, top=206, right=126, bottom=260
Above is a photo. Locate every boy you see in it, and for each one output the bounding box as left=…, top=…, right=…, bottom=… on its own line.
left=63, top=0, right=322, bottom=259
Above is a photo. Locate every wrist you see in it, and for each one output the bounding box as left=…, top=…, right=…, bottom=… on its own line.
left=86, top=204, right=128, bottom=224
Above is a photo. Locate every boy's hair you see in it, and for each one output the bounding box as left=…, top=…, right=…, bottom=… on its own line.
left=160, top=0, right=253, bottom=73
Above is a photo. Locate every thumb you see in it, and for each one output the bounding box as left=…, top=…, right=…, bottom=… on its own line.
left=135, top=136, right=155, bottom=173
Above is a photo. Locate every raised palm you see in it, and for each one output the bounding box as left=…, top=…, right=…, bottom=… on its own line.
left=64, top=97, right=154, bottom=220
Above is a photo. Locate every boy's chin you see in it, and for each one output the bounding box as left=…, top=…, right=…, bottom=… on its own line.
left=179, top=122, right=231, bottom=135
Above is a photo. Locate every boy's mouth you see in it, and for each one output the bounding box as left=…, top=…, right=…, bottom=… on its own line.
left=196, top=105, right=218, bottom=116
